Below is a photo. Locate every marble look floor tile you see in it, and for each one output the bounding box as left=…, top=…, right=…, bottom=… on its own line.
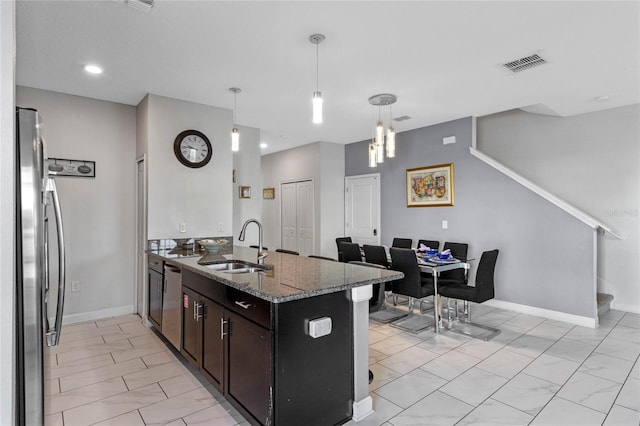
left=369, top=348, right=388, bottom=365
left=102, top=326, right=154, bottom=343
left=369, top=363, right=402, bottom=391
left=123, top=360, right=187, bottom=390
left=129, top=333, right=163, bottom=348
left=48, top=336, right=106, bottom=355
left=500, top=313, right=546, bottom=333
left=95, top=314, right=143, bottom=328
left=545, top=338, right=597, bottom=363
left=488, top=328, right=524, bottom=346
left=370, top=333, right=422, bottom=356
left=603, top=404, right=640, bottom=426
left=142, top=350, right=179, bottom=368
left=440, top=367, right=508, bottom=407
left=183, top=404, right=239, bottom=425
left=369, top=329, right=390, bottom=345
left=60, top=358, right=147, bottom=392
left=557, top=371, right=622, bottom=413
left=522, top=353, right=580, bottom=385
left=526, top=321, right=572, bottom=340
left=46, top=377, right=127, bottom=414
left=372, top=323, right=405, bottom=337
left=44, top=378, right=60, bottom=396
left=579, top=352, right=634, bottom=384
left=564, top=325, right=611, bottom=346
left=159, top=373, right=206, bottom=399
left=618, top=313, right=640, bottom=330
left=387, top=390, right=473, bottom=425
left=615, top=377, right=640, bottom=411
left=607, top=325, right=640, bottom=344
left=595, top=335, right=640, bottom=362
left=62, top=383, right=166, bottom=426
left=378, top=345, right=439, bottom=375
left=415, top=332, right=470, bottom=355
left=44, top=412, right=63, bottom=426
left=454, top=337, right=504, bottom=360
left=475, top=348, right=534, bottom=379
left=343, top=394, right=402, bottom=426
left=492, top=373, right=560, bottom=415
left=59, top=325, right=121, bottom=345
left=89, top=409, right=146, bottom=426
left=600, top=310, right=626, bottom=322
left=630, top=359, right=640, bottom=380
left=530, top=397, right=606, bottom=426
left=420, top=350, right=480, bottom=381
left=138, top=387, right=217, bottom=425
left=55, top=339, right=134, bottom=365
left=60, top=321, right=99, bottom=335
left=111, top=342, right=171, bottom=363
left=47, top=352, right=115, bottom=379
left=162, top=419, right=187, bottom=426
left=504, top=335, right=555, bottom=358
left=374, top=369, right=447, bottom=408
left=457, top=398, right=533, bottom=426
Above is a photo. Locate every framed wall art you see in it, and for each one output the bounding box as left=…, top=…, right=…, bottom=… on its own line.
left=239, top=186, right=251, bottom=199
left=263, top=187, right=275, bottom=199
left=406, top=163, right=454, bottom=207
left=47, top=158, right=95, bottom=178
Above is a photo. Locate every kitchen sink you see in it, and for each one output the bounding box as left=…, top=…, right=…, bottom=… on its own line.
left=204, top=261, right=266, bottom=274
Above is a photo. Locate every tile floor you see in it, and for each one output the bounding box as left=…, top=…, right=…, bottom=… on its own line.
left=44, top=308, right=640, bottom=425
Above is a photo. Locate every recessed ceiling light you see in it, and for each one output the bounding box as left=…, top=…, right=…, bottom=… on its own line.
left=260, top=143, right=268, bottom=149
left=83, top=64, right=103, bottom=75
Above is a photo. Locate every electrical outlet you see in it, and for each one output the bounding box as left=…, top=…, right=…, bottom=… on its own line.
left=71, top=281, right=80, bottom=292
left=217, top=222, right=224, bottom=232
left=179, top=223, right=186, bottom=233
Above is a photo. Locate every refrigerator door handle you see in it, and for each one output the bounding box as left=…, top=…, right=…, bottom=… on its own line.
left=45, top=177, right=66, bottom=347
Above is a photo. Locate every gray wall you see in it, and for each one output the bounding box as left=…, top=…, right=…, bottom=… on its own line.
left=478, top=106, right=639, bottom=313
left=233, top=125, right=262, bottom=246
left=346, top=117, right=596, bottom=318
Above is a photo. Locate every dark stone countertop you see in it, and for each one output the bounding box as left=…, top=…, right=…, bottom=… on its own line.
left=148, top=245, right=403, bottom=303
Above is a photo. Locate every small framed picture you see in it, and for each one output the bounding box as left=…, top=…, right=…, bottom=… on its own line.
left=239, top=186, right=251, bottom=199
left=47, top=158, right=95, bottom=178
left=263, top=187, right=275, bottom=199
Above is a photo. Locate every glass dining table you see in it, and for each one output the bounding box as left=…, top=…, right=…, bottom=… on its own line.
left=417, top=256, right=472, bottom=334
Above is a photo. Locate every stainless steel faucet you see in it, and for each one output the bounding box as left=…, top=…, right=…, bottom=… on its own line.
left=238, top=218, right=268, bottom=265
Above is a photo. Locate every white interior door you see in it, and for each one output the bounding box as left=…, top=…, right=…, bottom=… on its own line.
left=345, top=173, right=380, bottom=245
left=296, top=180, right=314, bottom=256
left=280, top=182, right=297, bottom=251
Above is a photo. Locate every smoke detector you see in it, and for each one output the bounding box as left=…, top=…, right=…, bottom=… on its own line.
left=503, top=53, right=547, bottom=73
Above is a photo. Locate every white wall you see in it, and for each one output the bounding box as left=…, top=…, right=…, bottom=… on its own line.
left=477, top=106, right=640, bottom=313
left=0, top=0, right=15, bottom=422
left=145, top=94, right=233, bottom=239
left=16, top=86, right=138, bottom=320
left=232, top=125, right=262, bottom=246
left=261, top=142, right=345, bottom=257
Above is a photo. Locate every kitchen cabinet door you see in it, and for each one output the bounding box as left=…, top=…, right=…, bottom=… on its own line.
left=148, top=269, right=163, bottom=329
left=226, top=311, right=272, bottom=425
left=181, top=286, right=200, bottom=366
left=201, top=296, right=224, bottom=391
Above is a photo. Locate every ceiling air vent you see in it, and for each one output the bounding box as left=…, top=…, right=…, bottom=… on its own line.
left=503, top=54, right=546, bottom=73
left=393, top=116, right=411, bottom=122
left=115, top=0, right=154, bottom=13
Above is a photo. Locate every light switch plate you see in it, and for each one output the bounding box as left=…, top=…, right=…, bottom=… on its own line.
left=442, top=220, right=448, bottom=229
left=179, top=223, right=186, bottom=233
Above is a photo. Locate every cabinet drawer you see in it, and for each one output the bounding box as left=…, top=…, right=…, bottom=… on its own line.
left=182, top=269, right=224, bottom=304
left=148, top=254, right=164, bottom=273
left=225, top=287, right=271, bottom=329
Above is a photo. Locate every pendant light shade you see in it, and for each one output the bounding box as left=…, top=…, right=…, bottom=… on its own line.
left=368, top=142, right=377, bottom=168
left=229, top=87, right=241, bottom=152
left=309, top=34, right=326, bottom=124
left=312, top=90, right=323, bottom=124
left=386, top=125, right=396, bottom=158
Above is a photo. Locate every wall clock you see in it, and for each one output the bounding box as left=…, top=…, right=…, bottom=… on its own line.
left=173, top=130, right=212, bottom=168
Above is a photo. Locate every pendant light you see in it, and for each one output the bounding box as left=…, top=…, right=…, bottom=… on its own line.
left=229, top=87, right=241, bottom=152
left=309, top=34, right=326, bottom=124
left=368, top=93, right=397, bottom=166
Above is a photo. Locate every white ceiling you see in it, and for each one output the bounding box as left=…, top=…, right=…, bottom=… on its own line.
left=16, top=1, right=639, bottom=155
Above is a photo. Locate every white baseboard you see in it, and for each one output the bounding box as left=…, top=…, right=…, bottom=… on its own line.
left=61, top=305, right=136, bottom=325
left=483, top=299, right=597, bottom=328
left=610, top=301, right=640, bottom=315
left=352, top=396, right=374, bottom=422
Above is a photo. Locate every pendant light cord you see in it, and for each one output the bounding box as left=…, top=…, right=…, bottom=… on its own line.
left=316, top=43, right=319, bottom=91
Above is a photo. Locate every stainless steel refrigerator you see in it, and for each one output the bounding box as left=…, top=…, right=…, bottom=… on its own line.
left=15, top=107, right=66, bottom=425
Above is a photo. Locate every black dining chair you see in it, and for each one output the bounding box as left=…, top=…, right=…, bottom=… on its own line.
left=438, top=249, right=500, bottom=340
left=275, top=248, right=299, bottom=255
left=308, top=255, right=337, bottom=261
left=417, top=239, right=439, bottom=251
left=250, top=245, right=268, bottom=251
left=389, top=248, right=435, bottom=332
left=335, top=237, right=352, bottom=262
left=339, top=242, right=362, bottom=263
left=362, top=245, right=389, bottom=269
left=438, top=242, right=469, bottom=285
left=348, top=261, right=387, bottom=313
left=391, top=237, right=413, bottom=249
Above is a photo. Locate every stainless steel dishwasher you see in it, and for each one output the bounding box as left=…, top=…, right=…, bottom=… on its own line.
left=162, top=264, right=182, bottom=350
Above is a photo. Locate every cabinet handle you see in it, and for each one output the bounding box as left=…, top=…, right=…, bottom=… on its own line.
left=235, top=300, right=252, bottom=310
left=195, top=302, right=203, bottom=321
left=220, top=318, right=229, bottom=340
left=193, top=301, right=197, bottom=320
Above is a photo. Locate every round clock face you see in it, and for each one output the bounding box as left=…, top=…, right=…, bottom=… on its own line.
left=173, top=130, right=212, bottom=168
